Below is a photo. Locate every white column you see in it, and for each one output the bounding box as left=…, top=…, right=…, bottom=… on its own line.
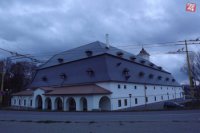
left=75, top=97, right=81, bottom=111
left=51, top=97, right=56, bottom=111
left=42, top=98, right=46, bottom=110
left=63, top=97, right=68, bottom=111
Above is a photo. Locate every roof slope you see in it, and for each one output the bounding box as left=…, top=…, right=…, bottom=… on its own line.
left=30, top=41, right=180, bottom=87
left=12, top=90, right=33, bottom=96
left=45, top=84, right=111, bottom=95
left=39, top=41, right=165, bottom=72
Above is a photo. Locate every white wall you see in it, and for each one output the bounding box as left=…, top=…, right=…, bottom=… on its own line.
left=11, top=83, right=184, bottom=111
left=97, top=82, right=184, bottom=110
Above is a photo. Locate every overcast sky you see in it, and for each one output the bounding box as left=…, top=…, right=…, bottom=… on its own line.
left=0, top=0, right=200, bottom=84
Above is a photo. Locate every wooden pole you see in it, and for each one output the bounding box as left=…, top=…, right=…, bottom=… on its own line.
left=185, top=40, right=194, bottom=98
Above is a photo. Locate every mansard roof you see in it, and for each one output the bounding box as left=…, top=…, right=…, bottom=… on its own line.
left=39, top=41, right=161, bottom=72
left=30, top=41, right=180, bottom=87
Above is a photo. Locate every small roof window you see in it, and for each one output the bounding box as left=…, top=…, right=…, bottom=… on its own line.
left=139, top=71, right=145, bottom=77
left=149, top=63, right=154, bottom=67
left=116, top=51, right=123, bottom=57
left=57, top=58, right=64, bottom=63
left=85, top=50, right=93, bottom=56
left=149, top=74, right=154, bottom=79
left=42, top=76, right=48, bottom=82
left=158, top=66, right=162, bottom=70
left=157, top=76, right=162, bottom=80
left=130, top=56, right=136, bottom=61
left=140, top=60, right=145, bottom=64
left=86, top=68, right=95, bottom=77
left=60, top=73, right=67, bottom=80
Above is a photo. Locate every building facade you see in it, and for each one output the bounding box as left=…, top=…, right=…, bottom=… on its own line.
left=11, top=41, right=184, bottom=111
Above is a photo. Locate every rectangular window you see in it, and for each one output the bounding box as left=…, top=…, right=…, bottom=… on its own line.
left=118, top=100, right=121, bottom=107
left=30, top=100, right=32, bottom=106
left=118, top=84, right=121, bottom=89
left=124, top=85, right=127, bottom=89
left=24, top=100, right=26, bottom=106
left=161, top=96, right=163, bottom=100
left=161, top=86, right=162, bottom=89
left=154, top=96, right=156, bottom=101
left=124, top=99, right=127, bottom=106
left=154, top=86, right=156, bottom=90
left=145, top=86, right=147, bottom=89
left=145, top=97, right=148, bottom=103
left=135, top=98, right=138, bottom=104
left=134, top=86, right=137, bottom=89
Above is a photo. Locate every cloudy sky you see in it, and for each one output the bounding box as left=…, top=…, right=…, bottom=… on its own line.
left=0, top=0, right=200, bottom=84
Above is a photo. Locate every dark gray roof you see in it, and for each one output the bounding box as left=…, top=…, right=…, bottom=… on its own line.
left=31, top=41, right=180, bottom=87
left=39, top=41, right=164, bottom=72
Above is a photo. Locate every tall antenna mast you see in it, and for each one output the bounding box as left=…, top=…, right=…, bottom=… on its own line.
left=106, top=33, right=109, bottom=49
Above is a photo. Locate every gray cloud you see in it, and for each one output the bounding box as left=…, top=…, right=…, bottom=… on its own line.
left=0, top=0, right=199, bottom=83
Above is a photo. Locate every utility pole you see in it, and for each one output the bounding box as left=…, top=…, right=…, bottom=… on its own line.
left=185, top=40, right=194, bottom=98
left=0, top=59, right=6, bottom=106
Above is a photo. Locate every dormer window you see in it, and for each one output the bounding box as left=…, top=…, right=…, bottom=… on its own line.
left=123, top=68, right=131, bottom=80
left=158, top=66, right=162, bottom=70
left=42, top=76, right=48, bottom=82
left=57, top=58, right=64, bottom=63
left=87, top=68, right=94, bottom=77
left=116, top=51, right=123, bottom=57
left=116, top=62, right=121, bottom=67
left=140, top=60, right=145, bottom=64
left=130, top=56, right=136, bottom=61
left=149, top=63, right=154, bottom=67
left=149, top=74, right=154, bottom=79
left=123, top=68, right=129, bottom=76
left=60, top=73, right=67, bottom=80
left=139, top=71, right=145, bottom=77
left=85, top=50, right=93, bottom=56
left=157, top=76, right=162, bottom=80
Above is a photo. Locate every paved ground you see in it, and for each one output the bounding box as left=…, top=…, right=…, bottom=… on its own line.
left=0, top=110, right=200, bottom=133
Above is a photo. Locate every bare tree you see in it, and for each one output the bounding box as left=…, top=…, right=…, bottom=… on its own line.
left=181, top=52, right=200, bottom=86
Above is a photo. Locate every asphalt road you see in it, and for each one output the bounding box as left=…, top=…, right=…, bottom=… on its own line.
left=0, top=110, right=200, bottom=133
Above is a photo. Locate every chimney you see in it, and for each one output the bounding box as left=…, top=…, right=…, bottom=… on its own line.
left=105, top=33, right=109, bottom=49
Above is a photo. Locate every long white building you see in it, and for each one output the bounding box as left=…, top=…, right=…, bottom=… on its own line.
left=11, top=41, right=184, bottom=111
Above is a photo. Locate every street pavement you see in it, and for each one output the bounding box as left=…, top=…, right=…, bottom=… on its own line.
left=0, top=110, right=200, bottom=133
